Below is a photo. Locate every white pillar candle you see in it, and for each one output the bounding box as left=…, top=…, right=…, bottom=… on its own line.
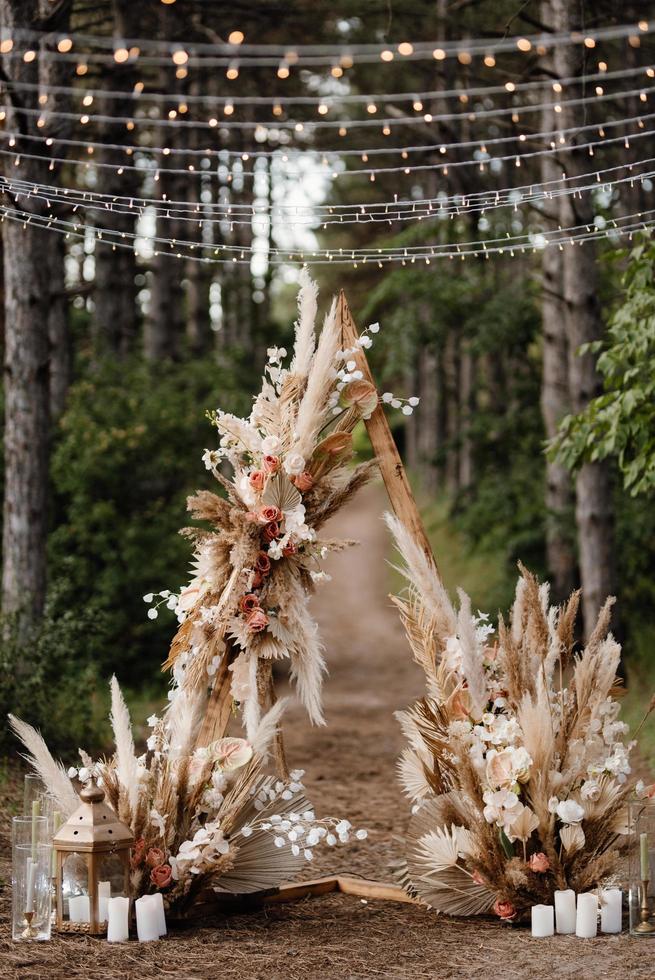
left=554, top=889, right=576, bottom=934
left=107, top=896, right=130, bottom=943
left=531, top=904, right=554, bottom=937
left=68, top=894, right=91, bottom=923
left=600, top=888, right=622, bottom=934
left=25, top=857, right=37, bottom=913
left=135, top=894, right=160, bottom=942
left=149, top=892, right=167, bottom=937
left=98, top=881, right=111, bottom=923
left=576, top=892, right=598, bottom=938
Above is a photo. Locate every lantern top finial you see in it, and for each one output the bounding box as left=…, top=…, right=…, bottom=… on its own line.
left=53, top=777, right=134, bottom=853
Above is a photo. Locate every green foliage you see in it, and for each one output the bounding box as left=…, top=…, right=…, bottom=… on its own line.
left=552, top=234, right=655, bottom=496
left=48, top=355, right=250, bottom=682
left=0, top=582, right=105, bottom=757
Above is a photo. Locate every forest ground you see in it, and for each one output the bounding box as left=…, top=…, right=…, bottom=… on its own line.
left=1, top=482, right=653, bottom=979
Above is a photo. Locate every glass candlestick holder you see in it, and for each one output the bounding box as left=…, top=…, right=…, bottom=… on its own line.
left=12, top=815, right=52, bottom=941
left=629, top=800, right=655, bottom=936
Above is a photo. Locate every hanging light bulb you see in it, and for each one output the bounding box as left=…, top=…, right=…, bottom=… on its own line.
left=398, top=42, right=413, bottom=56
left=226, top=61, right=239, bottom=79
left=57, top=38, right=73, bottom=53
left=114, top=47, right=129, bottom=63
left=228, top=30, right=245, bottom=45
left=172, top=48, right=188, bottom=66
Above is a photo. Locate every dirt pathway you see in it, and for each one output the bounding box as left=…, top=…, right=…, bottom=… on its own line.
left=1, top=483, right=652, bottom=979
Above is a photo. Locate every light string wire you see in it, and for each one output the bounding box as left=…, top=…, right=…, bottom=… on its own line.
left=2, top=190, right=653, bottom=261
left=0, top=200, right=652, bottom=266
left=2, top=20, right=652, bottom=64
left=3, top=62, right=650, bottom=110
left=2, top=157, right=653, bottom=229
left=3, top=78, right=652, bottom=132
left=2, top=113, right=653, bottom=185
left=2, top=104, right=653, bottom=181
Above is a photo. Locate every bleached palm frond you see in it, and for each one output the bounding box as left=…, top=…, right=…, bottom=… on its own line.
left=560, top=824, right=585, bottom=854
left=110, top=676, right=140, bottom=814
left=293, top=297, right=339, bottom=459
left=455, top=589, right=487, bottom=719
left=250, top=698, right=289, bottom=762
left=8, top=715, right=80, bottom=816
left=290, top=266, right=318, bottom=379
left=397, top=747, right=434, bottom=801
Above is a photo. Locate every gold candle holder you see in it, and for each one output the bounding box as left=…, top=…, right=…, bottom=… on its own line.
left=634, top=880, right=655, bottom=934
left=21, top=910, right=37, bottom=939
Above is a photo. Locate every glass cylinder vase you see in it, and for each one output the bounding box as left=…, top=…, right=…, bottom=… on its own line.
left=629, top=800, right=655, bottom=937
left=12, top=815, right=52, bottom=941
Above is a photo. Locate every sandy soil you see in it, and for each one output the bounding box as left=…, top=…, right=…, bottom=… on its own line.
left=1, top=482, right=653, bottom=979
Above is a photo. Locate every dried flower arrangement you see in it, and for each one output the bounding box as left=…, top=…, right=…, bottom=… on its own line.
left=386, top=514, right=642, bottom=921
left=10, top=676, right=366, bottom=917
left=150, top=270, right=417, bottom=756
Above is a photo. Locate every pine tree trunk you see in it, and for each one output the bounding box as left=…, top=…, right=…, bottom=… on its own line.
left=539, top=12, right=576, bottom=600
left=550, top=0, right=616, bottom=635
left=1, top=0, right=51, bottom=622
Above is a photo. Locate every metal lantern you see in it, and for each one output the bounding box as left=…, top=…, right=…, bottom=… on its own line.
left=53, top=778, right=133, bottom=935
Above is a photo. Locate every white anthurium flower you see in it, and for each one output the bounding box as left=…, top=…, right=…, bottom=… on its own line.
left=556, top=799, right=585, bottom=824
left=210, top=737, right=253, bottom=772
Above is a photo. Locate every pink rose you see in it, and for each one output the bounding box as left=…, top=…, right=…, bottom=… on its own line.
left=131, top=837, right=145, bottom=868
left=255, top=552, right=272, bottom=576
left=240, top=593, right=260, bottom=614
left=246, top=608, right=269, bottom=633
left=249, top=470, right=266, bottom=492
left=493, top=899, right=516, bottom=920
left=529, top=852, right=550, bottom=873
left=146, top=847, right=166, bottom=869
left=262, top=521, right=280, bottom=543
left=263, top=455, right=279, bottom=474
left=293, top=471, right=314, bottom=492
left=150, top=864, right=173, bottom=889
left=259, top=505, right=282, bottom=525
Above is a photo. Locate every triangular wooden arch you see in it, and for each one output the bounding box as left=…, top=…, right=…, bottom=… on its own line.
left=195, top=291, right=438, bottom=753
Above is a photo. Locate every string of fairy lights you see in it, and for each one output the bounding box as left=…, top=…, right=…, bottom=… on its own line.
left=0, top=19, right=653, bottom=266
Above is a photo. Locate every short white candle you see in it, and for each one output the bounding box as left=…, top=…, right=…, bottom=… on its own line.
left=68, top=894, right=91, bottom=923
left=576, top=892, right=598, bottom=938
left=135, top=894, right=160, bottom=942
left=554, top=889, right=576, bottom=934
left=25, top=857, right=37, bottom=914
left=149, top=892, right=167, bottom=937
left=98, top=881, right=111, bottom=923
left=600, top=888, right=622, bottom=934
left=531, top=904, right=554, bottom=937
left=107, top=896, right=130, bottom=942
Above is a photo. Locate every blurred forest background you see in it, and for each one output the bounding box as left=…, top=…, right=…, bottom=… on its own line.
left=1, top=0, right=655, bottom=759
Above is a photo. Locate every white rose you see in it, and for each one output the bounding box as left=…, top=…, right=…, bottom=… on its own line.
left=262, top=435, right=281, bottom=455
left=580, top=780, right=601, bottom=802
left=283, top=452, right=305, bottom=476
left=556, top=799, right=585, bottom=824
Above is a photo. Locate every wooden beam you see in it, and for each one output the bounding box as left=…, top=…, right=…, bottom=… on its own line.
left=336, top=291, right=439, bottom=578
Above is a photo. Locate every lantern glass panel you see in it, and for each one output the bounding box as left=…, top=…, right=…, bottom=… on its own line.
left=97, top=853, right=128, bottom=922
left=62, top=852, right=90, bottom=924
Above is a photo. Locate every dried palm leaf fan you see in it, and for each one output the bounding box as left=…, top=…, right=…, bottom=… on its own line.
left=387, top=513, right=642, bottom=920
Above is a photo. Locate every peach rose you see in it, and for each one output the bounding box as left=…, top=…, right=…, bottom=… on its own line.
left=150, top=864, right=173, bottom=889
left=493, top=899, right=516, bottom=920
left=246, top=608, right=269, bottom=633
left=529, top=852, right=550, bottom=873
left=256, top=552, right=272, bottom=576
left=240, top=593, right=260, bottom=614
left=259, top=505, right=282, bottom=525
left=146, top=847, right=166, bottom=869
left=293, top=471, right=314, bottom=492
left=131, top=837, right=145, bottom=868
left=262, top=521, right=280, bottom=543
left=263, top=455, right=279, bottom=473
left=249, top=470, right=266, bottom=492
